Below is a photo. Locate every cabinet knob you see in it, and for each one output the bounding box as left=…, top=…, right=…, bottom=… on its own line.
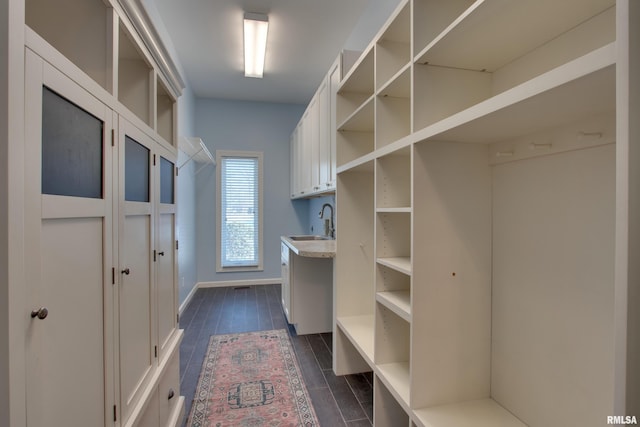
left=168, top=388, right=175, bottom=400
left=30, top=307, right=48, bottom=320
left=158, top=251, right=165, bottom=257
left=121, top=268, right=130, bottom=275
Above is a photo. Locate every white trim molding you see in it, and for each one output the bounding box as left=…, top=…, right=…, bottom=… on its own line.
left=198, top=278, right=282, bottom=289
left=117, top=0, right=186, bottom=98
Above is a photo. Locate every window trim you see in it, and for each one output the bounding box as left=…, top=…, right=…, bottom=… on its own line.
left=216, top=150, right=264, bottom=272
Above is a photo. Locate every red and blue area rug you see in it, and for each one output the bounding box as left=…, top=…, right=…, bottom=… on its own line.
left=186, top=329, right=319, bottom=426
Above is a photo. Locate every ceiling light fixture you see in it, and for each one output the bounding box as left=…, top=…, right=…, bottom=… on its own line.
left=243, top=13, right=269, bottom=78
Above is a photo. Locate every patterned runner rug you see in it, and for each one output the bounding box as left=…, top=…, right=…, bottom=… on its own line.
left=186, top=329, right=319, bottom=426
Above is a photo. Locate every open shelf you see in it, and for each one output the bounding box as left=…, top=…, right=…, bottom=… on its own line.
left=418, top=45, right=615, bottom=145
left=376, top=291, right=410, bottom=322
left=377, top=212, right=410, bottom=263
left=118, top=22, right=153, bottom=126
left=156, top=78, right=175, bottom=145
left=377, top=361, right=410, bottom=411
left=415, top=0, right=614, bottom=72
left=376, top=256, right=411, bottom=320
left=376, top=301, right=410, bottom=409
left=336, top=315, right=375, bottom=366
left=335, top=163, right=375, bottom=375
left=26, top=0, right=110, bottom=91
left=376, top=1, right=411, bottom=91
left=413, top=0, right=475, bottom=58
left=376, top=257, right=411, bottom=276
left=337, top=48, right=374, bottom=124
left=376, top=146, right=411, bottom=209
left=377, top=67, right=411, bottom=149
left=375, top=376, right=410, bottom=427
left=338, top=96, right=374, bottom=132
left=413, top=6, right=615, bottom=134
left=413, top=398, right=526, bottom=427
left=337, top=96, right=375, bottom=167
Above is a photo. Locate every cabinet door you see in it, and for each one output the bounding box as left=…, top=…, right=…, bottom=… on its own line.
left=308, top=94, right=321, bottom=192
left=318, top=78, right=331, bottom=189
left=118, top=117, right=156, bottom=423
left=24, top=52, right=115, bottom=427
left=300, top=107, right=313, bottom=194
left=290, top=127, right=300, bottom=197
left=156, top=150, right=178, bottom=360
left=328, top=59, right=340, bottom=189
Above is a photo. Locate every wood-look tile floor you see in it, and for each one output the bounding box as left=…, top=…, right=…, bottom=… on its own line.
left=179, top=284, right=374, bottom=427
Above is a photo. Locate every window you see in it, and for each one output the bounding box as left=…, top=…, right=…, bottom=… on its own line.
left=216, top=151, right=263, bottom=272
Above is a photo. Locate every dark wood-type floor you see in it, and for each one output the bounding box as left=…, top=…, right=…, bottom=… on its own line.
left=179, top=284, right=374, bottom=427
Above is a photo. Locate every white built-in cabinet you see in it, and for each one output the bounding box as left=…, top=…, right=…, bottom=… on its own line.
left=21, top=0, right=184, bottom=426
left=334, top=0, right=639, bottom=426
left=290, top=56, right=340, bottom=198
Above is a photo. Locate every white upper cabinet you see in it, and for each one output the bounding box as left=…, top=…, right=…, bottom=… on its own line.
left=290, top=55, right=341, bottom=198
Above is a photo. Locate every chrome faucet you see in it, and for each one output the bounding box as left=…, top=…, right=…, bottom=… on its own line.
left=319, top=203, right=334, bottom=238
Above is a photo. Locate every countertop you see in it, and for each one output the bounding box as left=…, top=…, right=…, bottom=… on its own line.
left=281, top=236, right=336, bottom=258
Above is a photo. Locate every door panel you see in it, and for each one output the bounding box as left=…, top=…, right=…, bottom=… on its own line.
left=120, top=213, right=153, bottom=404
left=156, top=152, right=177, bottom=358
left=39, top=218, right=105, bottom=425
left=157, top=212, right=176, bottom=355
left=25, top=51, right=114, bottom=427
left=118, top=118, right=156, bottom=423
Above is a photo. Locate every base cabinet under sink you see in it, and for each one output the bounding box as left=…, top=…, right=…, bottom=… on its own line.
left=281, top=242, right=333, bottom=335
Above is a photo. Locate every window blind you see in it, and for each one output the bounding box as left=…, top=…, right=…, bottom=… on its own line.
left=220, top=156, right=259, bottom=267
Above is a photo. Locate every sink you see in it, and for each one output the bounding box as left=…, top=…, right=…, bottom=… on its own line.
left=288, top=235, right=334, bottom=241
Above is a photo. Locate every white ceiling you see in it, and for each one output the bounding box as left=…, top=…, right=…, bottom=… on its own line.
left=149, top=0, right=371, bottom=104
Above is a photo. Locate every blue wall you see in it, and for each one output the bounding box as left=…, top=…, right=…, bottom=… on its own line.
left=194, top=98, right=308, bottom=283
left=176, top=86, right=198, bottom=306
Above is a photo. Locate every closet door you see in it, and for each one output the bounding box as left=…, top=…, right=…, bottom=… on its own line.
left=117, top=118, right=156, bottom=423
left=24, top=50, right=115, bottom=427
left=156, top=147, right=178, bottom=360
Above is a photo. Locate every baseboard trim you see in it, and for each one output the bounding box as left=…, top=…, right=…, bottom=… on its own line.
left=197, top=278, right=282, bottom=288
left=179, top=283, right=199, bottom=316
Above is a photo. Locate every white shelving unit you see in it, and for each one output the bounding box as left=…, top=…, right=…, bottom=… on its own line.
left=334, top=0, right=638, bottom=425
